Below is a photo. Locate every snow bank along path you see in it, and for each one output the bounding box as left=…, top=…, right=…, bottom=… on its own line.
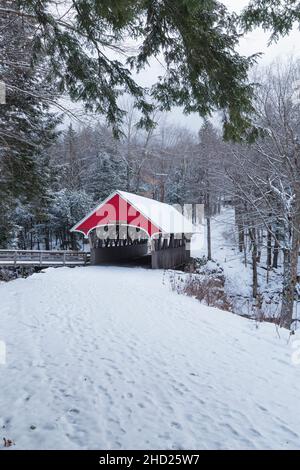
left=1, top=266, right=300, bottom=449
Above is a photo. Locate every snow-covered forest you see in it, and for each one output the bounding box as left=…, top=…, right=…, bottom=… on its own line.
left=3, top=60, right=300, bottom=330
left=1, top=1, right=300, bottom=332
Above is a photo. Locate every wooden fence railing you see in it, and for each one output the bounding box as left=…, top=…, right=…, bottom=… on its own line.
left=0, top=250, right=90, bottom=267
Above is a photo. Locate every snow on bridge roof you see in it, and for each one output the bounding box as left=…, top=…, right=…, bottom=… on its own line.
left=71, top=190, right=196, bottom=238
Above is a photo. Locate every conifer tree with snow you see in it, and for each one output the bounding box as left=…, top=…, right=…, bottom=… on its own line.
left=0, top=0, right=60, bottom=247
left=49, top=189, right=93, bottom=250
left=87, top=150, right=126, bottom=202
left=0, top=0, right=257, bottom=140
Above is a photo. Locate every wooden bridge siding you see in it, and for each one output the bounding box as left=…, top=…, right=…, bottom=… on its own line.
left=151, top=235, right=191, bottom=269
left=0, top=250, right=90, bottom=267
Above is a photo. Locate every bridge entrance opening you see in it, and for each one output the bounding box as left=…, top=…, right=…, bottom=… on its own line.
left=89, top=224, right=151, bottom=267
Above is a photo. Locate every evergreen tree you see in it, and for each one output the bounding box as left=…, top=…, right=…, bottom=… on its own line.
left=63, top=124, right=82, bottom=191
left=0, top=0, right=60, bottom=247
left=242, top=0, right=300, bottom=41
left=0, top=1, right=256, bottom=140
left=166, top=164, right=189, bottom=205
left=49, top=189, right=93, bottom=249
left=86, top=148, right=127, bottom=201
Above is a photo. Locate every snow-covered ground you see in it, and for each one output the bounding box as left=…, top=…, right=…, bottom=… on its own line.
left=192, top=207, right=252, bottom=299
left=1, top=265, right=300, bottom=449
left=191, top=207, right=284, bottom=318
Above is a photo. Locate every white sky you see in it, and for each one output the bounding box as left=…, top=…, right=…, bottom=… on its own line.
left=224, top=0, right=299, bottom=61
left=144, top=0, right=300, bottom=132
left=70, top=0, right=300, bottom=133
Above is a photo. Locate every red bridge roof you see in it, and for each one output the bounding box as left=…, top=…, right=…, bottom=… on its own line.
left=71, top=190, right=195, bottom=238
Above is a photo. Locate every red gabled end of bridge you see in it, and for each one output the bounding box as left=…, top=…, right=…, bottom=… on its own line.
left=72, top=192, right=161, bottom=238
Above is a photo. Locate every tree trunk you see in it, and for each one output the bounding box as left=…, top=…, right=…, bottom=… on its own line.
left=280, top=248, right=294, bottom=329
left=249, top=228, right=258, bottom=298
left=256, top=228, right=262, bottom=263
left=70, top=232, right=78, bottom=251
left=207, top=216, right=212, bottom=261
left=267, top=226, right=272, bottom=268
left=160, top=178, right=165, bottom=202
left=280, top=220, right=300, bottom=331
left=206, top=191, right=212, bottom=260
left=272, top=230, right=279, bottom=269
left=235, top=203, right=244, bottom=253
left=280, top=145, right=300, bottom=329
left=126, top=164, right=131, bottom=191
left=45, top=231, right=50, bottom=251
left=243, top=240, right=247, bottom=267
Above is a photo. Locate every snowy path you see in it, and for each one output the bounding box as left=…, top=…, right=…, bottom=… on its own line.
left=1, top=266, right=300, bottom=449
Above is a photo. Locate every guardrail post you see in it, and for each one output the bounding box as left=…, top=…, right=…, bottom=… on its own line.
left=63, top=252, right=66, bottom=266
left=39, top=251, right=42, bottom=266
left=14, top=250, right=17, bottom=267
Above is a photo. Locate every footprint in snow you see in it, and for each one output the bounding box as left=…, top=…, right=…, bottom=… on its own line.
left=171, top=421, right=182, bottom=430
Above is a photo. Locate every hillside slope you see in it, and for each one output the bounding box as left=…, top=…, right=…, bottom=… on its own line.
left=1, top=266, right=299, bottom=449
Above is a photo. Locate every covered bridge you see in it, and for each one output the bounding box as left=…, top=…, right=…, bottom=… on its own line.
left=71, top=190, right=195, bottom=269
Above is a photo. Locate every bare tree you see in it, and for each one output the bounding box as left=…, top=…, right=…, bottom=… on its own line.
left=226, top=59, right=300, bottom=329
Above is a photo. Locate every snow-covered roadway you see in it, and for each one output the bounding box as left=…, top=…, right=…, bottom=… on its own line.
left=1, top=266, right=300, bottom=449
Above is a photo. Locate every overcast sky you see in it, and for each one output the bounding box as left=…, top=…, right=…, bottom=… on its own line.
left=224, top=0, right=299, bottom=61
left=149, top=0, right=300, bottom=132
left=71, top=0, right=300, bottom=133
